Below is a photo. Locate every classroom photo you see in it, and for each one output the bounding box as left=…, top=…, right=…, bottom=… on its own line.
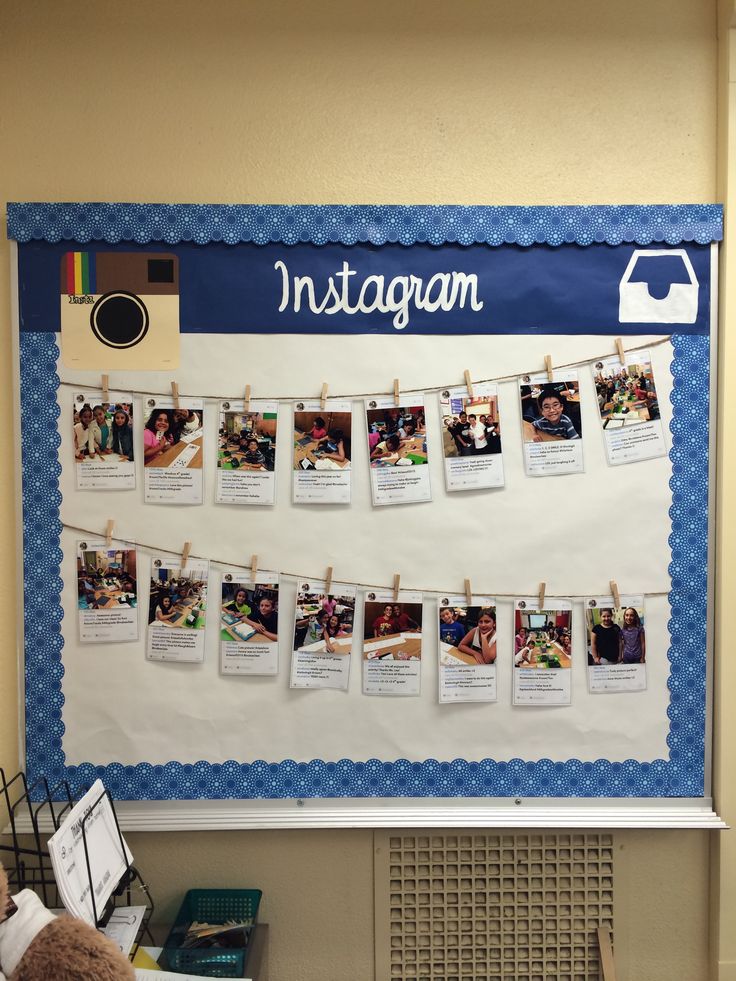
left=519, top=380, right=582, bottom=443
left=440, top=394, right=502, bottom=458
left=73, top=400, right=134, bottom=463
left=148, top=567, right=208, bottom=629
left=363, top=598, right=423, bottom=660
left=143, top=405, right=204, bottom=469
left=594, top=356, right=660, bottom=430
left=293, top=585, right=355, bottom=655
left=586, top=601, right=646, bottom=666
left=221, top=580, right=279, bottom=643
left=293, top=409, right=351, bottom=472
left=514, top=609, right=572, bottom=668
left=438, top=602, right=497, bottom=666
left=219, top=408, right=277, bottom=471
left=77, top=547, right=137, bottom=610
left=366, top=404, right=427, bottom=468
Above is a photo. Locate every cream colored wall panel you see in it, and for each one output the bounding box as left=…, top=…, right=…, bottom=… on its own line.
left=0, top=2, right=717, bottom=980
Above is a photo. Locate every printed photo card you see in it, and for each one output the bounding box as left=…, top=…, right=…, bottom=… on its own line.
left=592, top=351, right=667, bottom=465
left=146, top=555, right=209, bottom=663
left=72, top=392, right=135, bottom=490
left=290, top=580, right=356, bottom=690
left=292, top=400, right=352, bottom=504
left=513, top=598, right=573, bottom=705
left=365, top=396, right=431, bottom=506
left=362, top=590, right=423, bottom=695
left=142, top=398, right=204, bottom=504
left=216, top=400, right=278, bottom=505
left=439, top=384, right=504, bottom=492
left=519, top=372, right=584, bottom=477
left=585, top=595, right=647, bottom=693
left=438, top=595, right=497, bottom=703
left=220, top=571, right=279, bottom=675
left=76, top=540, right=138, bottom=643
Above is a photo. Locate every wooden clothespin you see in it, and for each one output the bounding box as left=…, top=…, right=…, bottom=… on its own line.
left=464, top=578, right=473, bottom=606
left=538, top=581, right=546, bottom=610
left=544, top=356, right=554, bottom=382
left=105, top=520, right=114, bottom=548
left=244, top=384, right=251, bottom=413
left=101, top=375, right=109, bottom=404
left=181, top=541, right=191, bottom=571
left=609, top=579, right=621, bottom=608
left=393, top=573, right=401, bottom=601
left=171, top=381, right=180, bottom=409
left=393, top=379, right=400, bottom=407
left=464, top=370, right=474, bottom=399
left=325, top=566, right=333, bottom=594
left=320, top=383, right=328, bottom=411
left=251, top=555, right=258, bottom=581
left=597, top=927, right=617, bottom=981
left=615, top=337, right=626, bottom=365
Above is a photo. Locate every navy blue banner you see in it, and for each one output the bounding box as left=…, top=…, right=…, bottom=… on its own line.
left=19, top=238, right=713, bottom=335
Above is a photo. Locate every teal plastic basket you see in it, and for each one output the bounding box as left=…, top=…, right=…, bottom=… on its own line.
left=161, top=888, right=262, bottom=978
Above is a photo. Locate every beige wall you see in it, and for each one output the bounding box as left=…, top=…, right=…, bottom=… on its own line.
left=0, top=1, right=723, bottom=978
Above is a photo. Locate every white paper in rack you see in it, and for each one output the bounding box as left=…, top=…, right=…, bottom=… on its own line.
left=47, top=779, right=133, bottom=925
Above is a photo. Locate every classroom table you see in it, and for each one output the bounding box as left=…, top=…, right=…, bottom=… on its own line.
left=92, top=585, right=132, bottom=608
left=220, top=606, right=277, bottom=643
left=146, top=433, right=204, bottom=469
left=371, top=433, right=428, bottom=466
left=517, top=641, right=571, bottom=669
left=298, top=635, right=353, bottom=655
left=293, top=430, right=349, bottom=469
left=296, top=604, right=322, bottom=617
left=79, top=451, right=130, bottom=464
left=440, top=643, right=479, bottom=666
left=522, top=420, right=565, bottom=443
left=601, top=399, right=650, bottom=423
left=164, top=597, right=205, bottom=627
left=363, top=631, right=422, bottom=660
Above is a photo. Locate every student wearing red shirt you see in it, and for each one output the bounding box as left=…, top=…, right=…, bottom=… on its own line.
left=372, top=605, right=395, bottom=637
left=392, top=604, right=419, bottom=632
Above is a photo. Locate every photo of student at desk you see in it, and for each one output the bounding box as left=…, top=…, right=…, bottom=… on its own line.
left=221, top=582, right=279, bottom=643
left=362, top=600, right=423, bottom=660
left=219, top=409, right=277, bottom=471
left=148, top=569, right=208, bottom=629
left=594, top=357, right=660, bottom=429
left=73, top=400, right=135, bottom=464
left=293, top=586, right=355, bottom=655
left=514, top=608, right=572, bottom=669
left=77, top=548, right=137, bottom=610
left=519, top=381, right=582, bottom=443
left=439, top=604, right=497, bottom=666
left=367, top=404, right=428, bottom=467
left=144, top=407, right=204, bottom=469
left=293, top=410, right=351, bottom=472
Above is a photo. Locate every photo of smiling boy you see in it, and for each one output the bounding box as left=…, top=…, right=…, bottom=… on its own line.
left=519, top=373, right=584, bottom=476
left=529, top=388, right=580, bottom=441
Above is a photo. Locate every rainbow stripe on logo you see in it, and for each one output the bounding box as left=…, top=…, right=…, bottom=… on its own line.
left=63, top=251, right=96, bottom=295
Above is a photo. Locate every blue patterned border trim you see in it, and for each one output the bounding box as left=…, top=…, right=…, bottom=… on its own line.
left=8, top=203, right=722, bottom=248
left=21, top=331, right=707, bottom=799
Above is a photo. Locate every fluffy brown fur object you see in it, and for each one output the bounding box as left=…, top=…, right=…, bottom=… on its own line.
left=11, top=916, right=135, bottom=981
left=0, top=862, right=134, bottom=981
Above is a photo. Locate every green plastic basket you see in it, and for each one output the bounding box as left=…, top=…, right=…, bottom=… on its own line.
left=161, top=888, right=262, bottom=978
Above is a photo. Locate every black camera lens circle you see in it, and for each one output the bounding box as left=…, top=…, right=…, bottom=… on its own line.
left=90, top=291, right=149, bottom=349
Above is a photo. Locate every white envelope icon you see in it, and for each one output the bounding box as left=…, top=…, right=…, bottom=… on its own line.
left=618, top=249, right=698, bottom=324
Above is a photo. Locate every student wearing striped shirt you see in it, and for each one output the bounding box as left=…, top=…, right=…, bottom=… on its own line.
left=531, top=390, right=580, bottom=441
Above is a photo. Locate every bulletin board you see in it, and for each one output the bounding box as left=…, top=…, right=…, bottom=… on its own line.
left=8, top=203, right=722, bottom=827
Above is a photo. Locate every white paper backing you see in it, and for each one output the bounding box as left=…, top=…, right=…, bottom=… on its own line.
left=56, top=333, right=673, bottom=766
